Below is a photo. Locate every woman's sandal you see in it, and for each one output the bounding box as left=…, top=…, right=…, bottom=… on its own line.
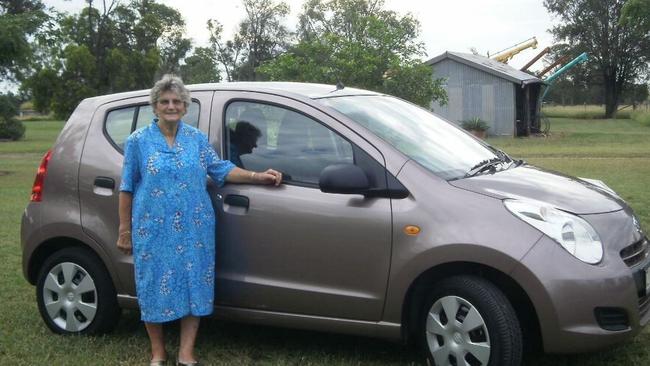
left=149, top=360, right=167, bottom=366
left=176, top=359, right=199, bottom=366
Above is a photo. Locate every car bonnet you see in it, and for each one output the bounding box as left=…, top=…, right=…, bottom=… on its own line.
left=449, top=165, right=625, bottom=215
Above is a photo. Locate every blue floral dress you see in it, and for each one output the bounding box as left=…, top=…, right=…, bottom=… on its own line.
left=120, top=120, right=235, bottom=323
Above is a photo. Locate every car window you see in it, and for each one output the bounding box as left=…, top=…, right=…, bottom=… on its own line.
left=106, top=101, right=200, bottom=149
left=225, top=101, right=354, bottom=185
left=105, top=106, right=136, bottom=148
left=320, top=95, right=498, bottom=180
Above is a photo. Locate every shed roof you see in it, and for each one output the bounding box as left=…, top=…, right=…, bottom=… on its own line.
left=425, top=51, right=543, bottom=85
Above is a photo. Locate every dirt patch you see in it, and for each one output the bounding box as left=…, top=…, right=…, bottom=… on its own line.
left=0, top=171, right=12, bottom=176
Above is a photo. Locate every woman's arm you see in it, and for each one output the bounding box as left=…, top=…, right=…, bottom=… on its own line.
left=226, top=166, right=282, bottom=186
left=117, top=191, right=133, bottom=255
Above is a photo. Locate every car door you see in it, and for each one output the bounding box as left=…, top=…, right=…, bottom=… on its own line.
left=78, top=92, right=212, bottom=296
left=209, top=92, right=393, bottom=321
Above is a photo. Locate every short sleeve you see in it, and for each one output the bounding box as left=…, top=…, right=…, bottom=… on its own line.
left=120, top=135, right=141, bottom=192
left=200, top=134, right=235, bottom=187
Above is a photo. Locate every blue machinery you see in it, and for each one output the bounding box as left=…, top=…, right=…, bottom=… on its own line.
left=529, top=52, right=588, bottom=135
left=541, top=52, right=589, bottom=100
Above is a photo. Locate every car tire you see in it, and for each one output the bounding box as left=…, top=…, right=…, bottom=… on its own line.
left=36, top=247, right=121, bottom=335
left=420, top=275, right=522, bottom=366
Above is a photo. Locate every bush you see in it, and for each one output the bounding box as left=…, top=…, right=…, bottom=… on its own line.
left=631, top=110, right=650, bottom=127
left=0, top=117, right=26, bottom=140
left=461, top=117, right=489, bottom=131
left=0, top=93, right=25, bottom=140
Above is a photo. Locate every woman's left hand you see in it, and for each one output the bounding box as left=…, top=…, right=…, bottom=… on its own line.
left=254, top=169, right=282, bottom=186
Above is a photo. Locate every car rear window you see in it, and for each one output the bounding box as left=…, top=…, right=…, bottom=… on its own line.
left=105, top=101, right=200, bottom=150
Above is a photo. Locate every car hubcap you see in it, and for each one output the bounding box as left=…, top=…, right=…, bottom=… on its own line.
left=426, top=295, right=490, bottom=366
left=42, top=262, right=97, bottom=332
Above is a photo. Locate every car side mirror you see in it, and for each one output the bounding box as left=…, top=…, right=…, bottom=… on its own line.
left=319, top=164, right=370, bottom=195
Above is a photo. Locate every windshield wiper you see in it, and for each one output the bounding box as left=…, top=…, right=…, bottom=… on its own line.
left=465, top=157, right=506, bottom=178
left=487, top=146, right=512, bottom=163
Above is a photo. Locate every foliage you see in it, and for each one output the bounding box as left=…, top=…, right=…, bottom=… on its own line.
left=207, top=0, right=290, bottom=81
left=621, top=83, right=650, bottom=106
left=22, top=0, right=192, bottom=119
left=0, top=93, right=19, bottom=120
left=20, top=68, right=57, bottom=114
left=258, top=0, right=446, bottom=108
left=0, top=118, right=26, bottom=140
left=382, top=62, right=447, bottom=107
left=621, top=0, right=650, bottom=32
left=0, top=93, right=25, bottom=140
left=461, top=117, right=489, bottom=131
left=180, top=47, right=221, bottom=84
left=0, top=0, right=48, bottom=80
left=631, top=110, right=650, bottom=127
left=544, top=0, right=650, bottom=118
left=545, top=78, right=648, bottom=107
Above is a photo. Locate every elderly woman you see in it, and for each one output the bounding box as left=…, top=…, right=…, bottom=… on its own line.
left=116, top=74, right=282, bottom=366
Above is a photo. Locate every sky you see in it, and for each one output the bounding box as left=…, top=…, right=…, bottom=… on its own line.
left=42, top=0, right=558, bottom=71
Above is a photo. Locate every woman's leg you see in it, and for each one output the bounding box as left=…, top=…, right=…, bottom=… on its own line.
left=144, top=322, right=167, bottom=361
left=179, top=316, right=200, bottom=363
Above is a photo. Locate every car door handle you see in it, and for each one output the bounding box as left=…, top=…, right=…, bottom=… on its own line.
left=224, top=194, right=249, bottom=209
left=94, top=177, right=115, bottom=189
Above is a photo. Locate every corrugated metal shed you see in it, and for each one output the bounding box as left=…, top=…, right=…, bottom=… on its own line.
left=426, top=52, right=544, bottom=137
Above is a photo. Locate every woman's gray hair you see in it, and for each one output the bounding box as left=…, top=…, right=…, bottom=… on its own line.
left=149, top=74, right=191, bottom=107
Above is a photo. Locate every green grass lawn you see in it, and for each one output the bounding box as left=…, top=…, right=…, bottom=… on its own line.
left=542, top=105, right=635, bottom=119
left=1, top=119, right=649, bottom=365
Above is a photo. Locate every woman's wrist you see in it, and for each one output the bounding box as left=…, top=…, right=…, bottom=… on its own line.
left=250, top=171, right=256, bottom=181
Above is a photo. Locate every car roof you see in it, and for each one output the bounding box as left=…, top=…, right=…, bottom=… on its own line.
left=82, top=82, right=381, bottom=105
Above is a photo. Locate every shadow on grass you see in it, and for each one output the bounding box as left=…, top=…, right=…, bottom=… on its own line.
left=111, top=310, right=421, bottom=365
left=108, top=309, right=650, bottom=366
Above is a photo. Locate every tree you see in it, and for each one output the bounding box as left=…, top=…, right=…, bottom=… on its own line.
left=180, top=47, right=221, bottom=84
left=621, top=0, right=650, bottom=32
left=0, top=0, right=47, bottom=80
left=208, top=0, right=290, bottom=81
left=23, top=0, right=192, bottom=118
left=544, top=0, right=650, bottom=117
left=258, top=0, right=447, bottom=107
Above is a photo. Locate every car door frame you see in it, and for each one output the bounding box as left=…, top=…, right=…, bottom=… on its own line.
left=208, top=90, right=395, bottom=321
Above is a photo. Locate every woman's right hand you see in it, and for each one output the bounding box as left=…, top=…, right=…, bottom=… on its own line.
left=117, top=231, right=132, bottom=255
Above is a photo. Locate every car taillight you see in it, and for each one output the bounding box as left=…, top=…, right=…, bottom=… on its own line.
left=31, top=150, right=52, bottom=202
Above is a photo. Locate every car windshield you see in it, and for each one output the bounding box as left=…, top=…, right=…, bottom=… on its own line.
left=318, top=95, right=499, bottom=180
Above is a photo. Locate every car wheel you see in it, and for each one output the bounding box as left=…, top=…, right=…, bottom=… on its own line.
left=36, top=247, right=121, bottom=334
left=421, top=275, right=522, bottom=366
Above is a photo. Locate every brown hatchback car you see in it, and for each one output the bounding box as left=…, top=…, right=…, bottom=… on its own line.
left=22, top=82, right=649, bottom=366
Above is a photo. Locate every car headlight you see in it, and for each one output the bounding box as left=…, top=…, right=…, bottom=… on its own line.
left=504, top=199, right=603, bottom=264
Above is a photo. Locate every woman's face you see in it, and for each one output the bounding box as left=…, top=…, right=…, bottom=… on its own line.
left=154, top=91, right=186, bottom=124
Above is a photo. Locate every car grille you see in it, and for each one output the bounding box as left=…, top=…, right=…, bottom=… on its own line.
left=620, top=238, right=649, bottom=267
left=594, top=307, right=630, bottom=331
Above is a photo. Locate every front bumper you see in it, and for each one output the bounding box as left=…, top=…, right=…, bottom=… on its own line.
left=511, top=210, right=649, bottom=353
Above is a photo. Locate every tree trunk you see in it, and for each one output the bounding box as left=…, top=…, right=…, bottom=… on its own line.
left=603, top=67, right=619, bottom=118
